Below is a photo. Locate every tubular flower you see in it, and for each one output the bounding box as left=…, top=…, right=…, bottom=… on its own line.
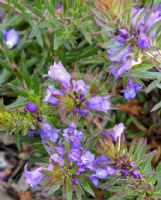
left=121, top=78, right=142, bottom=99
left=102, top=123, right=125, bottom=142
left=24, top=165, right=46, bottom=188
left=40, top=121, right=61, bottom=144
left=3, top=29, right=19, bottom=49
left=48, top=61, right=71, bottom=89
left=85, top=96, right=111, bottom=112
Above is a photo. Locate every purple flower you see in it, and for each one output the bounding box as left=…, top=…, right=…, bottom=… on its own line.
left=77, top=150, right=96, bottom=173
left=107, top=30, right=132, bottom=78
left=103, top=123, right=125, bottom=142
left=110, top=59, right=133, bottom=78
left=92, top=167, right=115, bottom=179
left=44, top=85, right=63, bottom=104
left=116, top=36, right=127, bottom=43
left=89, top=175, right=99, bottom=186
left=132, top=169, right=142, bottom=179
left=55, top=1, right=63, bottom=16
left=55, top=141, right=65, bottom=157
left=68, top=149, right=81, bottom=162
left=130, top=161, right=135, bottom=167
left=156, top=3, right=161, bottom=12
left=106, top=166, right=116, bottom=175
left=63, top=123, right=83, bottom=149
left=131, top=7, right=145, bottom=31
left=113, top=123, right=125, bottom=141
left=24, top=165, right=45, bottom=188
left=78, top=151, right=95, bottom=171
left=85, top=96, right=110, bottom=112
left=40, top=121, right=61, bottom=144
left=131, top=5, right=161, bottom=41
left=27, top=128, right=36, bottom=137
left=121, top=78, right=142, bottom=99
left=74, top=108, right=88, bottom=115
left=0, top=170, right=11, bottom=181
left=48, top=61, right=71, bottom=89
left=72, top=80, right=88, bottom=97
left=108, top=46, right=131, bottom=62
left=95, top=155, right=110, bottom=165
left=50, top=153, right=64, bottom=167
left=145, top=12, right=161, bottom=35
left=138, top=32, right=150, bottom=49
left=46, top=60, right=111, bottom=115
left=25, top=102, right=38, bottom=113
left=122, top=169, right=129, bottom=176
left=72, top=179, right=78, bottom=185
left=3, top=28, right=19, bottom=49
left=118, top=29, right=129, bottom=38
left=94, top=168, right=108, bottom=179
left=89, top=166, right=115, bottom=187
left=55, top=1, right=63, bottom=10
left=100, top=5, right=161, bottom=78
left=63, top=123, right=83, bottom=146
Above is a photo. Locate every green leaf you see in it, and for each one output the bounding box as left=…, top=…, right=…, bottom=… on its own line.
left=54, top=33, right=59, bottom=50
left=36, top=0, right=43, bottom=10
left=129, top=138, right=147, bottom=162
left=145, top=79, right=161, bottom=93
left=7, top=96, right=26, bottom=109
left=31, top=76, right=40, bottom=96
left=66, top=177, right=73, bottom=200
left=15, top=131, right=21, bottom=151
left=21, top=67, right=31, bottom=89
left=81, top=180, right=95, bottom=197
left=80, top=28, right=92, bottom=45
left=44, top=0, right=55, bottom=15
left=47, top=184, right=61, bottom=197
left=0, top=68, right=11, bottom=85
left=151, top=101, right=161, bottom=112
left=152, top=191, right=161, bottom=198
left=27, top=6, right=44, bottom=18
left=75, top=185, right=83, bottom=200
left=9, top=0, right=25, bottom=12
left=35, top=29, right=44, bottom=47
left=29, top=20, right=44, bottom=47
left=108, top=195, right=124, bottom=200
left=136, top=194, right=144, bottom=200
left=130, top=71, right=161, bottom=80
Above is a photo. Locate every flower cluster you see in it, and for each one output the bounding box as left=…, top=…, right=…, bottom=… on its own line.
left=100, top=123, right=142, bottom=180
left=107, top=4, right=161, bottom=78
left=24, top=123, right=112, bottom=188
left=45, top=61, right=111, bottom=115
left=25, top=102, right=61, bottom=142
left=24, top=122, right=142, bottom=189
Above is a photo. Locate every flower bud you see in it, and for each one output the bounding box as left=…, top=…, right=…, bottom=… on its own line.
left=138, top=32, right=150, bottom=49
left=132, top=169, right=142, bottom=179
left=25, top=102, right=38, bottom=113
